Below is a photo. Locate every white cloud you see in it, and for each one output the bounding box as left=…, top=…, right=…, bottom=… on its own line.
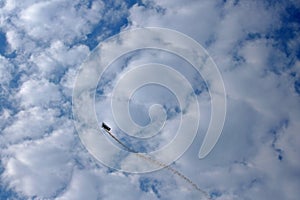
left=5, top=30, right=23, bottom=51
left=129, top=0, right=220, bottom=45
left=1, top=106, right=61, bottom=146
left=57, top=169, right=157, bottom=200
left=1, top=122, right=75, bottom=198
left=17, top=0, right=104, bottom=43
left=16, top=79, right=61, bottom=108
left=29, top=41, right=89, bottom=80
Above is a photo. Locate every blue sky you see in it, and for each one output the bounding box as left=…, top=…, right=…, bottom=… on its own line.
left=0, top=0, right=300, bottom=199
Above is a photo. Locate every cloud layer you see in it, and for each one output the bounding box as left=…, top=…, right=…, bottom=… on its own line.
left=0, top=0, right=299, bottom=199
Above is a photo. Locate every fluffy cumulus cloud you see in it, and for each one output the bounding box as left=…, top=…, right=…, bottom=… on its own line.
left=0, top=0, right=300, bottom=199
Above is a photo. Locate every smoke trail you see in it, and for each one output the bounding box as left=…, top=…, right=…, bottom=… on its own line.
left=102, top=128, right=211, bottom=200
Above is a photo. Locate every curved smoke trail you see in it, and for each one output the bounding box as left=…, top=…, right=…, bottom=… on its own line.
left=102, top=128, right=211, bottom=200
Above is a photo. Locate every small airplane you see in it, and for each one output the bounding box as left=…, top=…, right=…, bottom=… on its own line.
left=102, top=122, right=111, bottom=132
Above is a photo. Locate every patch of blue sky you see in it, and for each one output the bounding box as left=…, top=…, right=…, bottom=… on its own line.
left=0, top=86, right=16, bottom=115
left=273, top=4, right=300, bottom=58
left=245, top=32, right=262, bottom=41
left=0, top=187, right=21, bottom=200
left=84, top=0, right=138, bottom=50
left=294, top=79, right=300, bottom=95
left=269, top=119, right=289, bottom=161
left=209, top=189, right=222, bottom=199
left=139, top=177, right=161, bottom=198
left=0, top=31, right=7, bottom=56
